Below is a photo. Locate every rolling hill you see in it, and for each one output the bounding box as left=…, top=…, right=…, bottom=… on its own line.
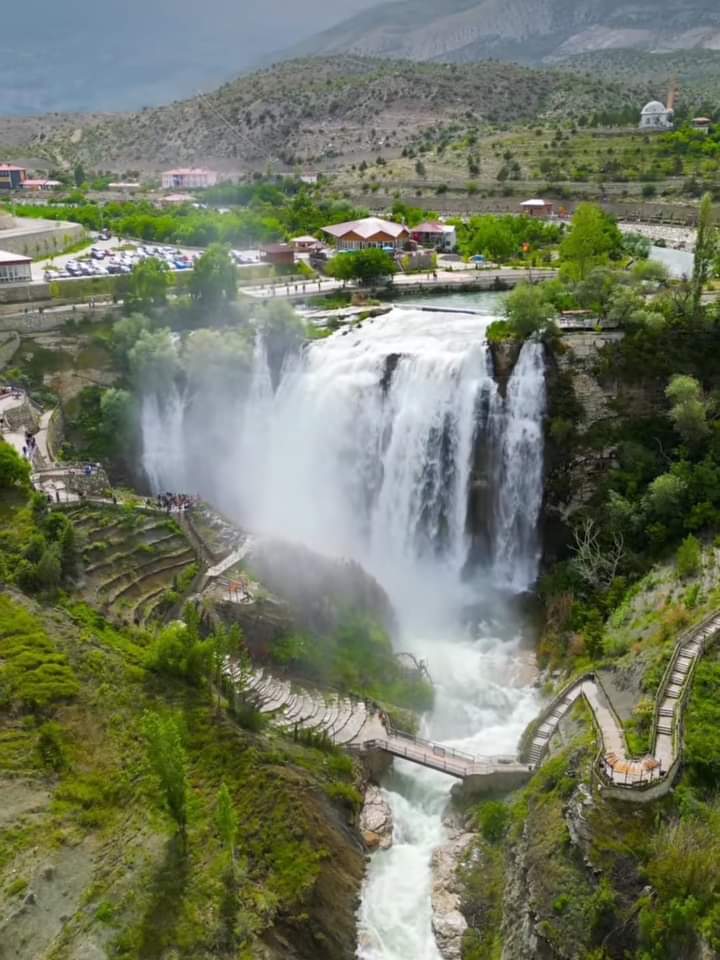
left=9, top=57, right=654, bottom=174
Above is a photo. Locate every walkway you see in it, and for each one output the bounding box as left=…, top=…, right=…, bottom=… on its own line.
left=528, top=611, right=720, bottom=795
left=242, top=268, right=557, bottom=302
left=223, top=658, right=386, bottom=746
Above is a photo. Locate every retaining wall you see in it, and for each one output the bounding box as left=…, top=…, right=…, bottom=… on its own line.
left=0, top=220, right=86, bottom=257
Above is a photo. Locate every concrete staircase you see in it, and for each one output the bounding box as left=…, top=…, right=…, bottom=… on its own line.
left=224, top=659, right=381, bottom=747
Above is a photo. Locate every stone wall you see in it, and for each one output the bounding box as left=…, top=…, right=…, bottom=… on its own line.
left=0, top=219, right=86, bottom=257
left=4, top=396, right=39, bottom=433
left=0, top=331, right=19, bottom=369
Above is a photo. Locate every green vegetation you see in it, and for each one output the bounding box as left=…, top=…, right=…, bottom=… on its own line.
left=11, top=182, right=368, bottom=249
left=326, top=248, right=397, bottom=285
left=0, top=486, right=366, bottom=958
left=0, top=595, right=79, bottom=711
left=189, top=243, right=237, bottom=304
left=0, top=440, right=31, bottom=490
left=271, top=613, right=433, bottom=714
left=454, top=213, right=561, bottom=262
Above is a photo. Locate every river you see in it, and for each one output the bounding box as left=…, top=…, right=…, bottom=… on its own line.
left=140, top=296, right=544, bottom=958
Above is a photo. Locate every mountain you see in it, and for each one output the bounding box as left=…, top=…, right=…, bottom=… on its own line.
left=15, top=57, right=651, bottom=173
left=282, top=0, right=720, bottom=65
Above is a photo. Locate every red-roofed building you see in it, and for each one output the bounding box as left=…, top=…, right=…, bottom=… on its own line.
left=322, top=216, right=409, bottom=251
left=0, top=165, right=27, bottom=191
left=411, top=221, right=457, bottom=251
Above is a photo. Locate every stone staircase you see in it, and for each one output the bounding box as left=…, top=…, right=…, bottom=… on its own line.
left=527, top=685, right=584, bottom=767
left=224, top=659, right=378, bottom=747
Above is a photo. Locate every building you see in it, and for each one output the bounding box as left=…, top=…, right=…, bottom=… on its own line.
left=520, top=198, right=554, bottom=218
left=411, top=221, right=457, bottom=251
left=0, top=165, right=27, bottom=191
left=0, top=249, right=32, bottom=283
left=322, top=216, right=409, bottom=251
left=692, top=117, right=712, bottom=133
left=291, top=235, right=322, bottom=252
left=108, top=181, right=141, bottom=193
left=159, top=192, right=195, bottom=206
left=639, top=100, right=674, bottom=132
left=161, top=168, right=218, bottom=190
left=21, top=179, right=61, bottom=192
left=261, top=243, right=295, bottom=268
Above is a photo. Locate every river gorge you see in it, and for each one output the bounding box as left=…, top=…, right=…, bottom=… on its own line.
left=141, top=297, right=547, bottom=958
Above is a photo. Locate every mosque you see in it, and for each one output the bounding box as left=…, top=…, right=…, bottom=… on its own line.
left=639, top=81, right=677, bottom=132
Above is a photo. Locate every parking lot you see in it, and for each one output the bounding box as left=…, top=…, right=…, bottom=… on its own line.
left=33, top=236, right=201, bottom=283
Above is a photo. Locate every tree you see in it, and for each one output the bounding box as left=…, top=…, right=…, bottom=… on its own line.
left=73, top=163, right=86, bottom=188
left=0, top=440, right=31, bottom=489
left=99, top=388, right=136, bottom=452
left=504, top=282, right=556, bottom=338
left=647, top=473, right=686, bottom=516
left=692, top=193, right=716, bottom=317
left=571, top=518, right=625, bottom=589
left=143, top=711, right=189, bottom=841
left=215, top=782, right=238, bottom=864
left=190, top=244, right=237, bottom=305
left=326, top=249, right=397, bottom=285
left=677, top=534, right=702, bottom=578
left=128, top=258, right=170, bottom=306
left=128, top=328, right=181, bottom=393
left=560, top=204, right=623, bottom=280
left=665, top=375, right=710, bottom=448
left=35, top=544, right=62, bottom=592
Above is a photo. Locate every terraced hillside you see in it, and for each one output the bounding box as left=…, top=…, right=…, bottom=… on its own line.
left=68, top=504, right=199, bottom=626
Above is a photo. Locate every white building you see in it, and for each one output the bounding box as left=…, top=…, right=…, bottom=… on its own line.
left=639, top=101, right=674, bottom=132
left=0, top=249, right=32, bottom=284
left=161, top=168, right=219, bottom=190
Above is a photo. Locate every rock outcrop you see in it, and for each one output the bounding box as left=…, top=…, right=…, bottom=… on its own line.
left=431, top=814, right=474, bottom=960
left=359, top=785, right=394, bottom=850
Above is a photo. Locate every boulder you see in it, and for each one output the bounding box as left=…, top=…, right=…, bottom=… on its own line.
left=359, top=785, right=393, bottom=850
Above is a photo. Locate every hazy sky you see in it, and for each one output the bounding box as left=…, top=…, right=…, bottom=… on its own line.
left=2, top=0, right=381, bottom=113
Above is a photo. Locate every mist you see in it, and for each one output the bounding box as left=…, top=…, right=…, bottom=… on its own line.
left=2, top=0, right=380, bottom=115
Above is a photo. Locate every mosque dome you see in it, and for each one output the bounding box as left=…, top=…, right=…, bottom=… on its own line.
left=641, top=101, right=669, bottom=116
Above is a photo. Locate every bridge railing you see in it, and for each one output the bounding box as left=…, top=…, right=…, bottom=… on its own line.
left=383, top=728, right=480, bottom=765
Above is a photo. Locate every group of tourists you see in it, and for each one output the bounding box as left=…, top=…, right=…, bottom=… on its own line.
left=22, top=431, right=39, bottom=461
left=155, top=492, right=200, bottom=514
left=0, top=385, right=22, bottom=401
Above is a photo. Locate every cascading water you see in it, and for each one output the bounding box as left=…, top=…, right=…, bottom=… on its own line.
left=141, top=301, right=546, bottom=958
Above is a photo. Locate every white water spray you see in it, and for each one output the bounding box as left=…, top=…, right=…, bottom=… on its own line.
left=141, top=302, right=546, bottom=957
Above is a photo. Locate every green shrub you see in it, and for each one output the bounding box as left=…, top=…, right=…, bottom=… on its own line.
left=475, top=800, right=511, bottom=843
left=677, top=535, right=702, bottom=579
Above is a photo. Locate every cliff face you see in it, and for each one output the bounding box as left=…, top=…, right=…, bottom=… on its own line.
left=541, top=331, right=663, bottom=562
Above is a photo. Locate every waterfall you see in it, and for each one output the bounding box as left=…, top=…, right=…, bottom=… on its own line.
left=138, top=302, right=546, bottom=958
left=493, top=340, right=547, bottom=593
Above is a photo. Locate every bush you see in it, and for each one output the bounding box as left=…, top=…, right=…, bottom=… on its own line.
left=475, top=800, right=511, bottom=843
left=677, top=535, right=702, bottom=579
left=0, top=440, right=31, bottom=489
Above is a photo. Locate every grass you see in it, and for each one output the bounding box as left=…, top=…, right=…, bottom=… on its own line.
left=0, top=595, right=80, bottom=711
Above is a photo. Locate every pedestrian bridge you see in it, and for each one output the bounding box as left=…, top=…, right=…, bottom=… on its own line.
left=361, top=733, right=530, bottom=781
